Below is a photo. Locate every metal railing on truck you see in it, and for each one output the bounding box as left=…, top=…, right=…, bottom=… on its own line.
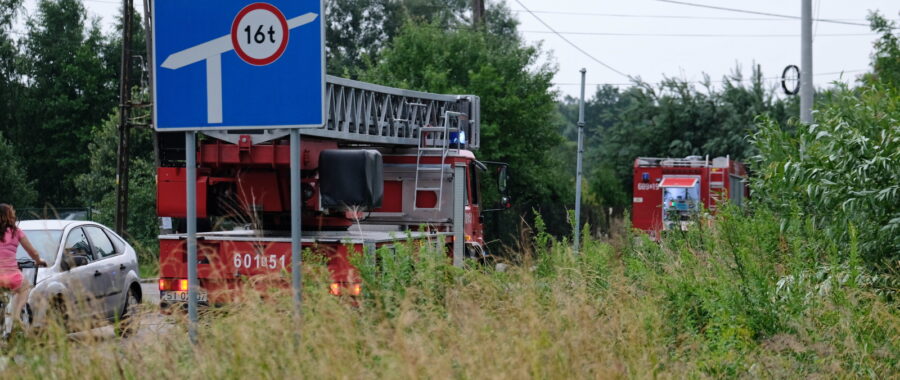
left=201, top=75, right=480, bottom=149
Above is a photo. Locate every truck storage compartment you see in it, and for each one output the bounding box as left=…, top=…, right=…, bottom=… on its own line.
left=319, top=150, right=383, bottom=210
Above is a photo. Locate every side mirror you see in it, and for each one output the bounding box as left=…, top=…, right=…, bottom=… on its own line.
left=498, top=166, right=508, bottom=194
left=500, top=196, right=512, bottom=210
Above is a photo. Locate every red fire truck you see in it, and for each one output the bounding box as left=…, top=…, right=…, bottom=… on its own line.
left=155, top=76, right=509, bottom=309
left=631, top=155, right=748, bottom=239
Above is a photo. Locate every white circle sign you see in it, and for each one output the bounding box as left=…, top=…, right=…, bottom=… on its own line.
left=231, top=3, right=289, bottom=66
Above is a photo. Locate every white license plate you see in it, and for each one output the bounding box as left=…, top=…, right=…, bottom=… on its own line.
left=162, top=290, right=208, bottom=303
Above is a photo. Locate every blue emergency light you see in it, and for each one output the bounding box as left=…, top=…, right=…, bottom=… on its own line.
left=450, top=131, right=467, bottom=146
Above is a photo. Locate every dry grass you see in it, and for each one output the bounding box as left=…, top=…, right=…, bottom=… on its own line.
left=0, top=210, right=897, bottom=379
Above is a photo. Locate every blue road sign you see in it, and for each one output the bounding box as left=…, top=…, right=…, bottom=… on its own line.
left=152, top=1, right=324, bottom=131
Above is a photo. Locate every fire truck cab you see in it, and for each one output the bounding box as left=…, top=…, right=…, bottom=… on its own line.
left=631, top=155, right=748, bottom=239
left=155, top=76, right=509, bottom=308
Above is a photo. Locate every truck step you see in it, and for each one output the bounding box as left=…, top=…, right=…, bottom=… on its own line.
left=416, top=187, right=443, bottom=192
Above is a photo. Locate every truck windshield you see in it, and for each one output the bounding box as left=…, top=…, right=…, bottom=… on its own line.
left=16, top=229, right=63, bottom=265
left=661, top=176, right=702, bottom=230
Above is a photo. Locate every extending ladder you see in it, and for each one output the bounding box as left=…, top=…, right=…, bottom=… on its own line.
left=412, top=111, right=464, bottom=211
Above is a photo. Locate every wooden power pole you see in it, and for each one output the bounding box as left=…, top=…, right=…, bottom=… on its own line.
left=115, top=0, right=134, bottom=234
left=472, top=0, right=485, bottom=26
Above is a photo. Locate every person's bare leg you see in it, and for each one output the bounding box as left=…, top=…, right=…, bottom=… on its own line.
left=11, top=283, right=29, bottom=325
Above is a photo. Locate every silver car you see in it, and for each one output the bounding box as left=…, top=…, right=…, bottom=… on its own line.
left=14, top=220, right=142, bottom=335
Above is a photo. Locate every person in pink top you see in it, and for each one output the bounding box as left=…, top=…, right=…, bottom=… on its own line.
left=0, top=204, right=47, bottom=325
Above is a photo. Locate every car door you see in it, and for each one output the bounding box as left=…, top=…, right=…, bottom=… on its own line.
left=61, top=227, right=107, bottom=320
left=83, top=225, right=124, bottom=318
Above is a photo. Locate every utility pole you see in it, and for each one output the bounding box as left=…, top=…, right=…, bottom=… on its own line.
left=574, top=68, right=586, bottom=255
left=144, top=0, right=160, bottom=169
left=472, top=0, right=485, bottom=26
left=115, top=0, right=134, bottom=234
left=800, top=0, right=813, bottom=124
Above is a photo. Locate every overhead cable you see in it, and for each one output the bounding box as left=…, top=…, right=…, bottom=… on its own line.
left=521, top=30, right=876, bottom=38
left=551, top=69, right=868, bottom=86
left=513, top=0, right=633, bottom=79
left=510, top=9, right=870, bottom=22
left=655, top=0, right=875, bottom=28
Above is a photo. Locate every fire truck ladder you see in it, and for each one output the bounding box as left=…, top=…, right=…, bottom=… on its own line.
left=200, top=75, right=480, bottom=149
left=413, top=111, right=464, bottom=211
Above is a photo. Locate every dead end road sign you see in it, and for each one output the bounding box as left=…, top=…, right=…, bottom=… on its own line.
left=152, top=1, right=325, bottom=131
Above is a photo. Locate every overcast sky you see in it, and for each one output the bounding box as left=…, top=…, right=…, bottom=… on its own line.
left=19, top=0, right=900, bottom=98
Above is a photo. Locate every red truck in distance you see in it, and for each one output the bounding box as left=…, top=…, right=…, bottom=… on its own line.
left=155, top=76, right=509, bottom=309
left=631, top=155, right=748, bottom=239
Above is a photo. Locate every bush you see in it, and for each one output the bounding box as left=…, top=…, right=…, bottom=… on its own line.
left=751, top=83, right=900, bottom=268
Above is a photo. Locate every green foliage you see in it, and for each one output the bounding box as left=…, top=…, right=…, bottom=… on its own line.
left=11, top=0, right=117, bottom=207
left=76, top=110, right=157, bottom=262
left=0, top=0, right=22, bottom=140
left=624, top=207, right=898, bottom=376
left=864, top=12, right=900, bottom=89
left=0, top=131, right=37, bottom=205
left=751, top=83, right=900, bottom=267
left=325, top=0, right=468, bottom=77
left=362, top=8, right=569, bottom=239
left=558, top=67, right=795, bottom=210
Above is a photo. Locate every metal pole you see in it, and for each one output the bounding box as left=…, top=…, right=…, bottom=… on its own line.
left=185, top=131, right=198, bottom=344
left=453, top=163, right=465, bottom=267
left=574, top=68, right=586, bottom=255
left=800, top=0, right=813, bottom=124
left=290, top=129, right=303, bottom=318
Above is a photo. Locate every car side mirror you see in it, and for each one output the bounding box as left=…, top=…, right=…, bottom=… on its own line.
left=498, top=166, right=508, bottom=194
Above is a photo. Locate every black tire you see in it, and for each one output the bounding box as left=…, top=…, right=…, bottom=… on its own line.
left=46, top=296, right=69, bottom=333
left=115, top=286, right=139, bottom=338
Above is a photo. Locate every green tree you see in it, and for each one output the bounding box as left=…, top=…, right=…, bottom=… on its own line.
left=0, top=131, right=37, bottom=206
left=864, top=12, right=900, bottom=88
left=751, top=14, right=900, bottom=267
left=326, top=0, right=468, bottom=77
left=13, top=0, right=117, bottom=207
left=76, top=111, right=156, bottom=253
left=0, top=0, right=22, bottom=145
left=559, top=67, right=794, bottom=209
left=363, top=6, right=569, bottom=239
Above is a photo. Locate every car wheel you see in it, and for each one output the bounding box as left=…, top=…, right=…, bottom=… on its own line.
left=115, top=286, right=139, bottom=338
left=46, top=296, right=69, bottom=333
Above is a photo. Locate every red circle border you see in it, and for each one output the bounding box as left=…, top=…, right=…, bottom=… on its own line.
left=231, top=3, right=290, bottom=66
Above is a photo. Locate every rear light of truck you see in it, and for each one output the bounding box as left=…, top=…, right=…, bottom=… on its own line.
left=329, top=282, right=362, bottom=296
left=159, top=278, right=190, bottom=291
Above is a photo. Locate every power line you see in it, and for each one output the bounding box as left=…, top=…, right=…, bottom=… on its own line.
left=551, top=69, right=867, bottom=86
left=521, top=30, right=876, bottom=38
left=513, top=0, right=632, bottom=79
left=655, top=0, right=876, bottom=28
left=510, top=9, right=870, bottom=22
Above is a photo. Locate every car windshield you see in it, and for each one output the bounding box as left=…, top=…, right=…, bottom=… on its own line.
left=16, top=230, right=63, bottom=265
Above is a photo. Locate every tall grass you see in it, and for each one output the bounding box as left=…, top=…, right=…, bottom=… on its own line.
left=0, top=208, right=897, bottom=378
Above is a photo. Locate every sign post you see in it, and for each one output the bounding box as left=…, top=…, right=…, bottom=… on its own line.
left=185, top=131, right=198, bottom=343
left=152, top=0, right=325, bottom=342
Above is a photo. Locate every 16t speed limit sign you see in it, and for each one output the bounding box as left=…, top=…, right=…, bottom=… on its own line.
left=231, top=3, right=289, bottom=66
